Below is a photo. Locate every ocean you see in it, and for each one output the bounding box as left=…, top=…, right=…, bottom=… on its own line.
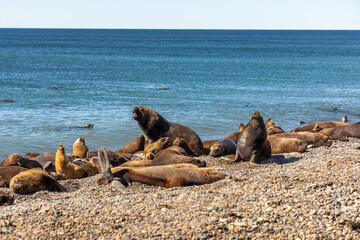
left=0, top=29, right=359, bottom=160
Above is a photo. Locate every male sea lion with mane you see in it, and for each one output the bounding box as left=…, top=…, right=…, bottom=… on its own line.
left=132, top=106, right=205, bottom=156
left=235, top=111, right=271, bottom=164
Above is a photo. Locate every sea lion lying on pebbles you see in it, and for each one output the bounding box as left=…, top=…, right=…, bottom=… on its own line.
left=265, top=118, right=285, bottom=135
left=267, top=136, right=307, bottom=154
left=235, top=111, right=271, bottom=164
left=115, top=135, right=145, bottom=154
left=87, top=150, right=129, bottom=167
left=55, top=145, right=99, bottom=179
left=272, top=132, right=332, bottom=148
left=0, top=166, right=28, bottom=187
left=209, top=138, right=237, bottom=157
left=0, top=153, right=43, bottom=169
left=290, top=121, right=349, bottom=132
left=144, top=137, right=172, bottom=160
left=132, top=106, right=205, bottom=156
left=320, top=123, right=360, bottom=141
left=9, top=169, right=67, bottom=194
left=203, top=131, right=242, bottom=149
left=151, top=146, right=206, bottom=167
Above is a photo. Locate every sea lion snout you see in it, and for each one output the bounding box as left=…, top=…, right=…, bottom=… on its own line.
left=132, top=107, right=139, bottom=120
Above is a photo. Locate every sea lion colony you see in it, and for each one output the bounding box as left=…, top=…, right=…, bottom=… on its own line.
left=1, top=106, right=360, bottom=200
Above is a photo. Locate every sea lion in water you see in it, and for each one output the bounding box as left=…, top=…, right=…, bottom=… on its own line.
left=290, top=121, right=349, bottom=132
left=235, top=111, right=271, bottom=164
left=267, top=136, right=307, bottom=154
left=151, top=146, right=206, bottom=167
left=272, top=132, right=332, bottom=148
left=69, top=124, right=94, bottom=129
left=9, top=169, right=67, bottom=194
left=132, top=106, right=205, bottom=156
left=110, top=164, right=225, bottom=188
left=55, top=145, right=99, bottom=179
left=209, top=138, right=237, bottom=157
left=72, top=136, right=89, bottom=158
left=0, top=153, right=43, bottom=169
left=0, top=166, right=28, bottom=187
left=115, top=135, right=145, bottom=154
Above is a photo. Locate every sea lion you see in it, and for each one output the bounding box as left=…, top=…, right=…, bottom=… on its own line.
left=111, top=164, right=225, bottom=188
left=312, top=123, right=322, bottom=132
left=119, top=160, right=152, bottom=168
left=132, top=106, right=205, bottom=156
left=0, top=190, right=14, bottom=206
left=145, top=137, right=172, bottom=160
left=209, top=138, right=237, bottom=157
left=0, top=100, right=14, bottom=103
left=115, top=135, right=145, bottom=154
left=238, top=123, right=245, bottom=132
left=0, top=153, right=43, bottom=169
left=324, top=123, right=360, bottom=141
left=72, top=136, right=89, bottom=158
left=202, top=140, right=219, bottom=149
left=342, top=116, right=348, bottom=123
left=151, top=146, right=206, bottom=167
left=203, top=131, right=241, bottom=150
left=87, top=150, right=129, bottom=167
left=25, top=152, right=41, bottom=158
left=69, top=124, right=94, bottom=129
left=0, top=166, right=28, bottom=187
left=9, top=169, right=67, bottom=194
left=267, top=136, right=307, bottom=154
left=272, top=132, right=332, bottom=148
left=55, top=145, right=99, bottom=179
left=265, top=118, right=285, bottom=135
left=235, top=111, right=271, bottom=164
left=290, top=121, right=349, bottom=132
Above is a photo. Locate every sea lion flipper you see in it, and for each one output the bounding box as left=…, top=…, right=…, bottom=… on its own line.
left=98, top=147, right=113, bottom=181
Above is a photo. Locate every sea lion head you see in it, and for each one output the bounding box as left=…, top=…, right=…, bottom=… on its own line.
left=132, top=106, right=163, bottom=130
left=251, top=111, right=263, bottom=120
left=145, top=137, right=171, bottom=159
left=238, top=123, right=245, bottom=132
left=57, top=145, right=66, bottom=154
left=313, top=123, right=322, bottom=132
left=209, top=145, right=222, bottom=157
left=265, top=118, right=275, bottom=128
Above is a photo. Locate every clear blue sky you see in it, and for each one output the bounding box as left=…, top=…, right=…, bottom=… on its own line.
left=1, top=0, right=359, bottom=29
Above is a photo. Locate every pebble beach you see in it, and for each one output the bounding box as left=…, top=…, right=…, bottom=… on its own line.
left=1, top=138, right=360, bottom=239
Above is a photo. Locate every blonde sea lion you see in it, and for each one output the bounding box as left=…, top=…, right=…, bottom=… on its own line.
left=132, top=106, right=205, bottom=156
left=144, top=137, right=172, bottom=160
left=209, top=138, right=237, bottom=157
left=0, top=153, right=43, bottom=169
left=55, top=145, right=99, bottom=179
left=9, top=169, right=67, bottom=194
left=272, top=132, right=332, bottom=148
left=0, top=166, right=28, bottom=187
left=72, top=136, right=88, bottom=158
left=290, top=121, right=349, bottom=132
left=265, top=118, right=285, bottom=135
left=342, top=116, right=348, bottom=123
left=235, top=111, right=271, bottom=164
left=267, top=136, right=307, bottom=154
left=115, top=134, right=145, bottom=154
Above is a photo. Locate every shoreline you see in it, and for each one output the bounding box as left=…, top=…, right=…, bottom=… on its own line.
left=1, top=139, right=360, bottom=238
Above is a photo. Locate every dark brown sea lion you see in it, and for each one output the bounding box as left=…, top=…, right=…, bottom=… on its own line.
left=209, top=138, right=237, bottom=157
left=203, top=131, right=241, bottom=150
left=69, top=124, right=94, bottom=129
left=111, top=164, right=225, bottom=188
left=272, top=132, right=332, bottom=148
left=290, top=121, right=349, bottom=132
left=235, top=111, right=271, bottom=164
left=9, top=169, right=67, bottom=194
left=25, top=152, right=41, bottom=158
left=132, top=106, right=205, bottom=156
left=115, top=135, right=145, bottom=154
left=151, top=146, right=206, bottom=167
left=267, top=136, right=307, bottom=154
left=144, top=137, right=172, bottom=160
left=238, top=123, right=245, bottom=132
left=0, top=100, right=14, bottom=103
left=0, top=190, right=14, bottom=206
left=0, top=166, right=28, bottom=187
left=324, top=123, right=360, bottom=141
left=55, top=145, right=99, bottom=179
left=265, top=118, right=285, bottom=135
left=342, top=116, right=348, bottom=123
left=72, top=136, right=89, bottom=158
left=0, top=153, right=43, bottom=169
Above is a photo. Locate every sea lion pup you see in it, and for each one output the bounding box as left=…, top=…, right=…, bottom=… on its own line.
left=109, top=164, right=225, bottom=188
left=235, top=111, right=271, bottom=164
left=0, top=166, right=28, bottom=187
left=267, top=136, right=307, bottom=154
left=0, top=190, right=14, bottom=206
left=55, top=145, right=99, bottom=179
left=72, top=136, right=88, bottom=158
left=202, top=131, right=241, bottom=150
left=0, top=153, right=43, bottom=169
left=265, top=118, right=285, bottom=135
left=132, top=106, right=205, bottom=156
left=9, top=169, right=67, bottom=194
left=144, top=137, right=172, bottom=160
left=209, top=138, right=237, bottom=157
left=272, top=132, right=332, bottom=148
left=115, top=135, right=145, bottom=154
left=290, top=121, right=349, bottom=132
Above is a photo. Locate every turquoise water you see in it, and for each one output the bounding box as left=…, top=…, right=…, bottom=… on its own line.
left=0, top=29, right=360, bottom=160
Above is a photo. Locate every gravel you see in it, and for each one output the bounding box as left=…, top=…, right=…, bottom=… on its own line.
left=1, top=139, right=360, bottom=239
